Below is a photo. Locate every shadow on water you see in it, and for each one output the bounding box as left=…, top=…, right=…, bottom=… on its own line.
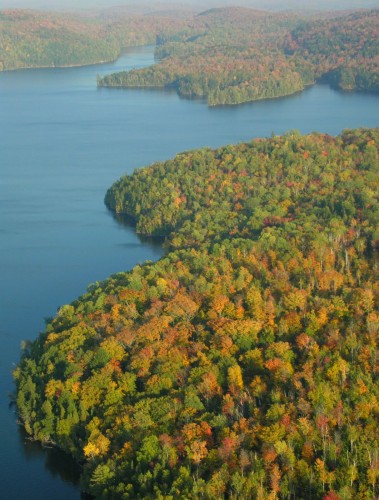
left=18, top=426, right=81, bottom=484
left=111, top=211, right=167, bottom=249
left=18, top=426, right=94, bottom=498
left=97, top=85, right=178, bottom=99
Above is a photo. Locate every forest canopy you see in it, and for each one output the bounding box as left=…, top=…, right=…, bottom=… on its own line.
left=15, top=128, right=379, bottom=498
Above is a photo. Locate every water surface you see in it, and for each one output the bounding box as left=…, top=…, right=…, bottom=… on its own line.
left=0, top=45, right=378, bottom=498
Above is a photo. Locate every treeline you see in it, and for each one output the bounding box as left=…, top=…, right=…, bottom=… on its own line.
left=0, top=9, right=186, bottom=71
left=16, top=128, right=379, bottom=498
left=98, top=8, right=379, bottom=106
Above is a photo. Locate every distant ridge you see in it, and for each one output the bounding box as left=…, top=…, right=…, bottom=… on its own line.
left=197, top=6, right=268, bottom=18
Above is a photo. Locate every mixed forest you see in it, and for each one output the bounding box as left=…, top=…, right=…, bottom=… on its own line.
left=98, top=8, right=379, bottom=106
left=15, top=128, right=379, bottom=499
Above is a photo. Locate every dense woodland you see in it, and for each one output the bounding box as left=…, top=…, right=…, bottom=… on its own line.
left=0, top=9, right=187, bottom=70
left=99, top=8, right=379, bottom=106
left=16, top=128, right=379, bottom=498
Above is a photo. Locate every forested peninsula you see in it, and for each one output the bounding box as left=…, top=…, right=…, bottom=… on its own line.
left=15, top=128, right=379, bottom=498
left=98, top=8, right=379, bottom=106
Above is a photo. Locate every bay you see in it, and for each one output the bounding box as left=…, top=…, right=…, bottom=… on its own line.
left=0, top=45, right=378, bottom=498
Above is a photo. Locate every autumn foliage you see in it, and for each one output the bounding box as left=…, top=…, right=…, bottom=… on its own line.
left=15, top=128, right=379, bottom=498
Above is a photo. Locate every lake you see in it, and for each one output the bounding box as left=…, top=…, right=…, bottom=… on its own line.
left=0, top=45, right=378, bottom=498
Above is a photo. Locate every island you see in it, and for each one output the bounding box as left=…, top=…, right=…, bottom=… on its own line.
left=15, top=128, right=379, bottom=498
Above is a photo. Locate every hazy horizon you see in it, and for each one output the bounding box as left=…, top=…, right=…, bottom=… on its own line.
left=1, top=0, right=378, bottom=11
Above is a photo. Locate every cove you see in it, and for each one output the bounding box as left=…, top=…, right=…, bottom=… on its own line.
left=0, top=45, right=378, bottom=499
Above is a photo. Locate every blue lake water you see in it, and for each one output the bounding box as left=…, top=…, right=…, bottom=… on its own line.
left=0, top=45, right=378, bottom=498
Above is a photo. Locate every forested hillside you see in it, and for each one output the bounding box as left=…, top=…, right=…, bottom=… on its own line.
left=15, top=128, right=379, bottom=498
left=99, top=8, right=379, bottom=106
left=0, top=9, right=186, bottom=70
